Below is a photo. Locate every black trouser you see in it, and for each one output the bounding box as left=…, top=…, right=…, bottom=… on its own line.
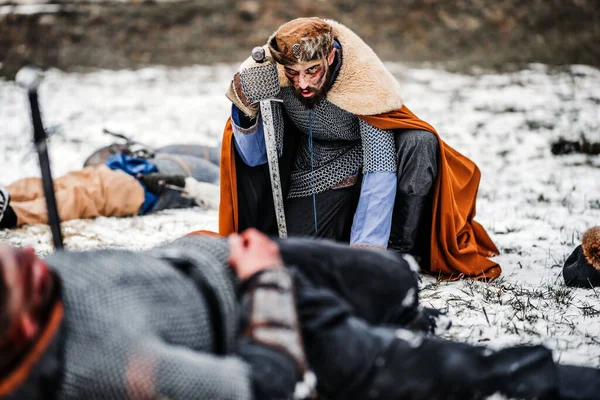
left=284, top=178, right=362, bottom=243
left=236, top=129, right=439, bottom=262
left=278, top=238, right=420, bottom=326
left=149, top=150, right=221, bottom=213
left=274, top=238, right=600, bottom=400
left=287, top=264, right=599, bottom=399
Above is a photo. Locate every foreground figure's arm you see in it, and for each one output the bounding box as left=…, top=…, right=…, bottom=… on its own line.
left=124, top=326, right=300, bottom=400
left=124, top=340, right=255, bottom=400
left=229, top=229, right=306, bottom=399
left=291, top=270, right=569, bottom=400
left=124, top=230, right=304, bottom=400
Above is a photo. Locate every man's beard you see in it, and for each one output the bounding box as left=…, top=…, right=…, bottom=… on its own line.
left=293, top=66, right=335, bottom=109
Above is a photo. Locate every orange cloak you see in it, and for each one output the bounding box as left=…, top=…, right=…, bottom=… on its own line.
left=216, top=105, right=501, bottom=280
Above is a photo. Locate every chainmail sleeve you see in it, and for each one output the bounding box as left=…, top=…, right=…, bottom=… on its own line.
left=358, top=119, right=397, bottom=173
left=127, top=338, right=254, bottom=400
left=46, top=248, right=253, bottom=400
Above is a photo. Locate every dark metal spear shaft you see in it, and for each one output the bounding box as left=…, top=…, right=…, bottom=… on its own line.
left=18, top=67, right=64, bottom=249
left=251, top=47, right=288, bottom=238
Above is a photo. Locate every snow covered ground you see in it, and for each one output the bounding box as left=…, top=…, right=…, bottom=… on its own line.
left=0, top=63, right=599, bottom=368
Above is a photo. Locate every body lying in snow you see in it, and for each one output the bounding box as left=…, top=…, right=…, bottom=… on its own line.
left=0, top=143, right=221, bottom=229
left=0, top=229, right=598, bottom=399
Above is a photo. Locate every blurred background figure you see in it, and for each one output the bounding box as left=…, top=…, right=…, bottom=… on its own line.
left=0, top=142, right=221, bottom=229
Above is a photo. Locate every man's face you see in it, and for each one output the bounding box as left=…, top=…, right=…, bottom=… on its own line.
left=0, top=245, right=55, bottom=344
left=283, top=48, right=336, bottom=108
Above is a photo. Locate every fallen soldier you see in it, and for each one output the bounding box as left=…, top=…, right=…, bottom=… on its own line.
left=0, top=229, right=598, bottom=399
left=0, top=144, right=220, bottom=230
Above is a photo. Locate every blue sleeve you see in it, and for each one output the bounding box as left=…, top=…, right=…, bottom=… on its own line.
left=350, top=171, right=397, bottom=247
left=231, top=104, right=268, bottom=166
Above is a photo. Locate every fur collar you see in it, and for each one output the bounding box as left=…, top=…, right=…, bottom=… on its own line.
left=231, top=19, right=404, bottom=117
left=275, top=19, right=404, bottom=116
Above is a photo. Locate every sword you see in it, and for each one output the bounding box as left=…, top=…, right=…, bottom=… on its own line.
left=16, top=66, right=64, bottom=250
left=251, top=47, right=288, bottom=238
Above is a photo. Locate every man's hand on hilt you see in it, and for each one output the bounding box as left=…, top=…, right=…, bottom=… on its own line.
left=230, top=56, right=280, bottom=117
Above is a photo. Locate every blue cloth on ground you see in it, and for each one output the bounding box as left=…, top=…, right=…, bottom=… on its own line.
left=105, top=153, right=159, bottom=215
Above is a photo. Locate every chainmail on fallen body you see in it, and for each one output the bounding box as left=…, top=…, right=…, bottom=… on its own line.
left=278, top=87, right=396, bottom=199
left=44, top=235, right=253, bottom=400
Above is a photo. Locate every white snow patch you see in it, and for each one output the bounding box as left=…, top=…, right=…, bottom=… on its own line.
left=484, top=394, right=512, bottom=400
left=402, top=253, right=421, bottom=274
left=432, top=311, right=453, bottom=336
left=294, top=371, right=317, bottom=400
left=401, top=287, right=416, bottom=308
left=0, top=4, right=60, bottom=14
left=1, top=63, right=599, bottom=367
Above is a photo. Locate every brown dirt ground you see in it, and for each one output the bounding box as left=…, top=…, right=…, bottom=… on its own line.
left=1, top=0, right=599, bottom=79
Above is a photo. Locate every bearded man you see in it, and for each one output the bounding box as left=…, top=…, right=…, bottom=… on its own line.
left=220, top=17, right=500, bottom=280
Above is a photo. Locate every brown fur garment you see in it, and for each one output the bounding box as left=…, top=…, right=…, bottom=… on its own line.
left=582, top=226, right=600, bottom=271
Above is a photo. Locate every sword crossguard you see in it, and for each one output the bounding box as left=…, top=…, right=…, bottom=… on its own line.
left=251, top=47, right=267, bottom=63
left=253, top=98, right=283, bottom=105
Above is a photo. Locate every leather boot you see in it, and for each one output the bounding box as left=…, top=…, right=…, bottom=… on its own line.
left=358, top=337, right=560, bottom=400
left=0, top=188, right=16, bottom=229
left=388, top=192, right=427, bottom=255
left=557, top=364, right=600, bottom=399
left=402, top=306, right=452, bottom=335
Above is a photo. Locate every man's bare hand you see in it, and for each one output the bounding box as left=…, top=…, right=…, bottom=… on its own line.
left=228, top=228, right=283, bottom=281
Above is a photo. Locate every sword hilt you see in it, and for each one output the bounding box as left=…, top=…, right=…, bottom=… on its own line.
left=251, top=47, right=267, bottom=63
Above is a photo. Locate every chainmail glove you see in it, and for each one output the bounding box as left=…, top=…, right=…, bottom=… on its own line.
left=230, top=61, right=280, bottom=117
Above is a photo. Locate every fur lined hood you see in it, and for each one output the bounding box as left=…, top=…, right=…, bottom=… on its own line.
left=582, top=226, right=600, bottom=271
left=231, top=19, right=404, bottom=116
left=276, top=19, right=403, bottom=115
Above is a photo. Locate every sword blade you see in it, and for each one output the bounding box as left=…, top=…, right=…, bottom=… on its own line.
left=260, top=99, right=288, bottom=238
